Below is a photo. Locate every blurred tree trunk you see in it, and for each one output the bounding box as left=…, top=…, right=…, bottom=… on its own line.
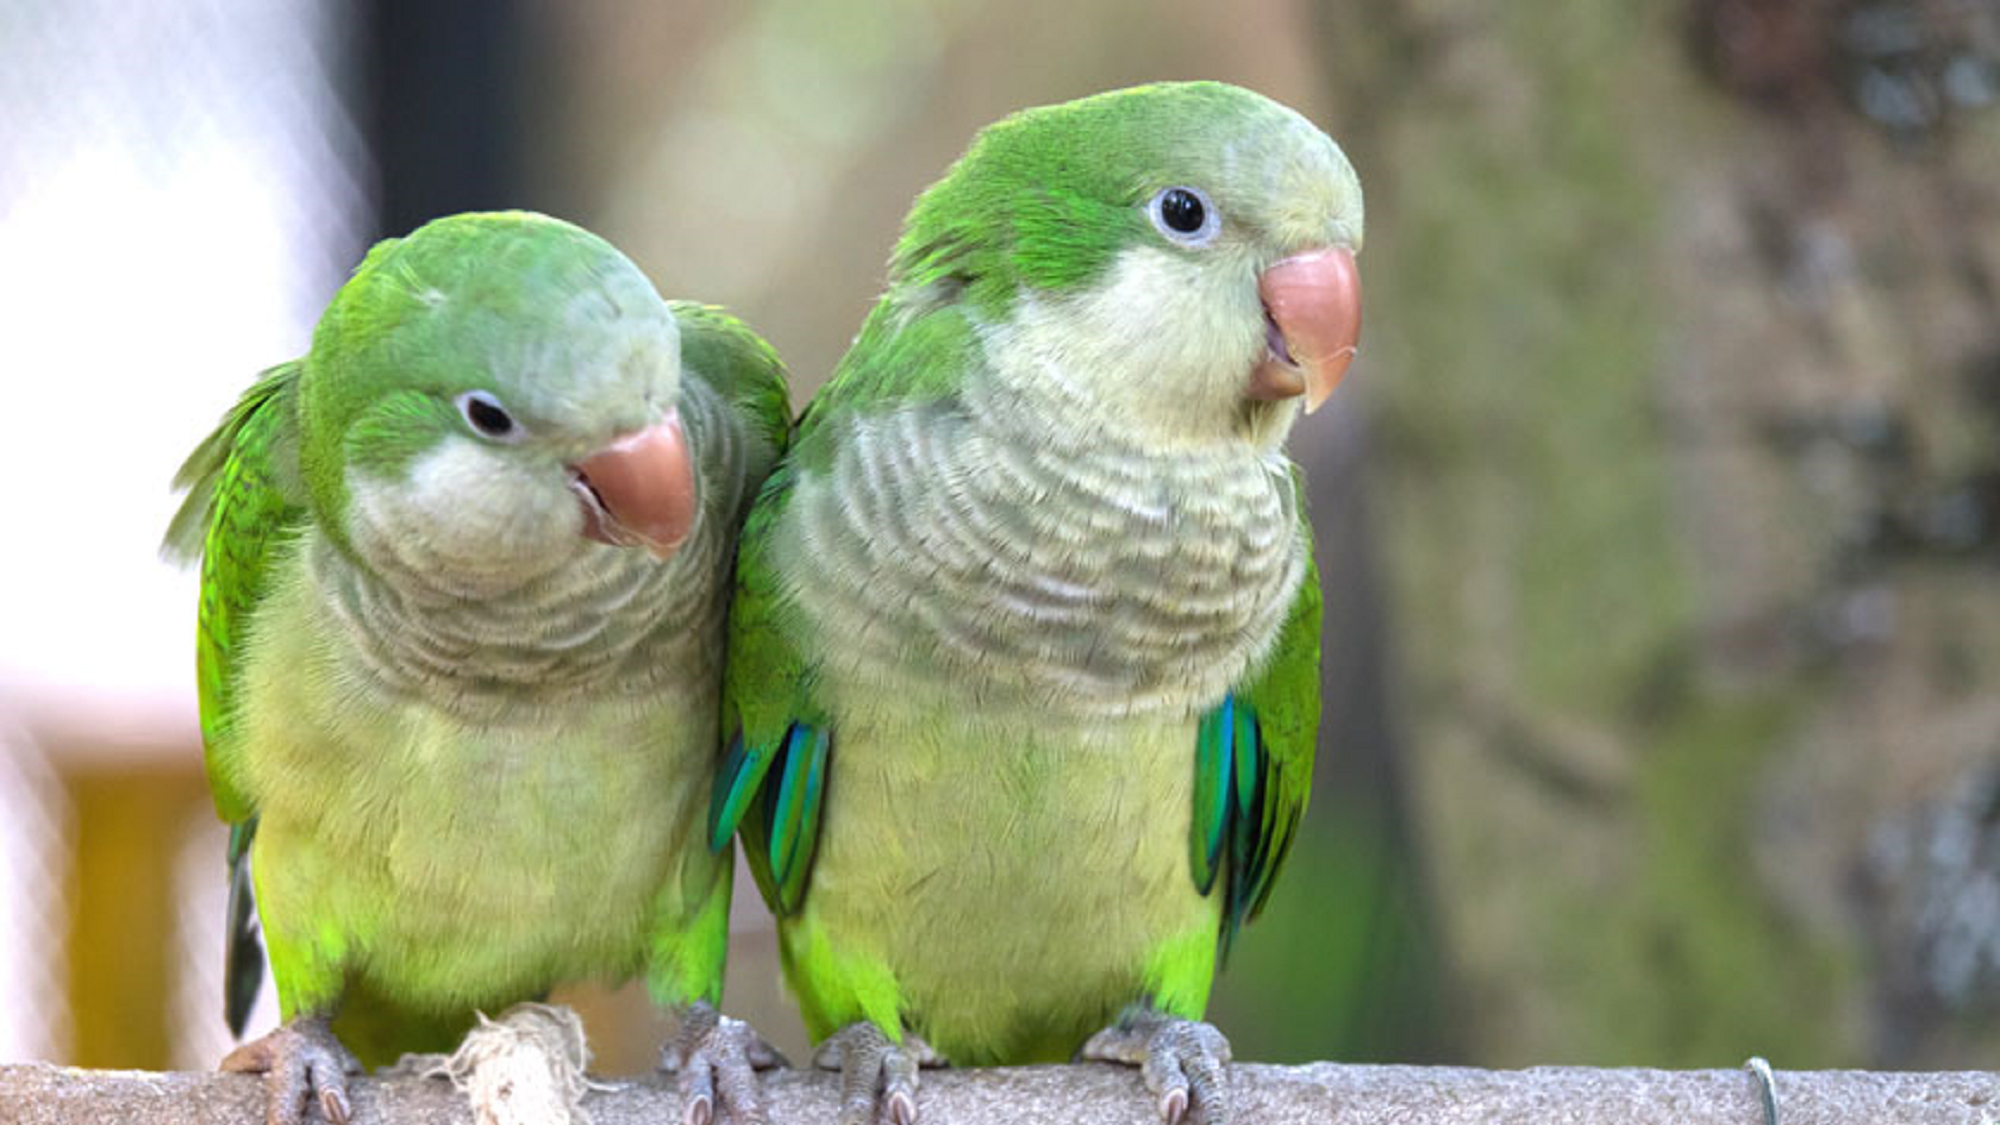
left=1317, top=0, right=2000, bottom=1067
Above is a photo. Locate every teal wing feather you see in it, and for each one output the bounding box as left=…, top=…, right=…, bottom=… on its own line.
left=1193, top=473, right=1320, bottom=960
left=162, top=360, right=309, bottom=1034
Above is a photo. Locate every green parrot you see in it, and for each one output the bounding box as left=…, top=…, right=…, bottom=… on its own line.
left=712, top=82, right=1363, bottom=1125
left=163, top=212, right=792, bottom=1125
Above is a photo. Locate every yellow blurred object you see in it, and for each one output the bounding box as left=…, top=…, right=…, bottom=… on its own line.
left=61, top=753, right=208, bottom=1070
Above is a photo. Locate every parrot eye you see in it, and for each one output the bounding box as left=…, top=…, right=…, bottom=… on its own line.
left=1149, top=186, right=1219, bottom=247
left=455, top=390, right=523, bottom=442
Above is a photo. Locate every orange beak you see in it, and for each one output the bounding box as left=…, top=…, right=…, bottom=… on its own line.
left=1248, top=246, right=1362, bottom=414
left=570, top=409, right=698, bottom=561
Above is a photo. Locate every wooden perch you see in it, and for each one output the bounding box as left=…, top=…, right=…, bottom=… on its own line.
left=5, top=1060, right=1998, bottom=1124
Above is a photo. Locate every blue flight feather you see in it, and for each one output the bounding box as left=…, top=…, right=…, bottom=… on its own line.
left=769, top=724, right=815, bottom=887
left=1191, top=696, right=1234, bottom=894
left=708, top=732, right=769, bottom=853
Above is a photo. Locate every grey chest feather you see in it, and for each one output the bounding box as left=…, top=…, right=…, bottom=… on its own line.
left=787, top=403, right=1306, bottom=719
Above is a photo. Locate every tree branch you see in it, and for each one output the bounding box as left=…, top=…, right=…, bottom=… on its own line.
left=5, top=1060, right=1997, bottom=1124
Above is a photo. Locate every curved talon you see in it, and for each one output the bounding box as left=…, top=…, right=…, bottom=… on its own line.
left=1744, top=1056, right=1779, bottom=1125
left=660, top=1002, right=785, bottom=1125
left=318, top=1086, right=351, bottom=1125
left=219, top=1016, right=360, bottom=1125
left=682, top=1064, right=714, bottom=1125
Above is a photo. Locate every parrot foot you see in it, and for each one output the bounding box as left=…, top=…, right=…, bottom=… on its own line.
left=659, top=1001, right=788, bottom=1125
left=1080, top=1010, right=1233, bottom=1125
left=219, top=1015, right=362, bottom=1125
left=812, top=1022, right=943, bottom=1125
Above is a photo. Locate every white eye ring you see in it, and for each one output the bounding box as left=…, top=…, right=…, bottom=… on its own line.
left=1147, top=185, right=1221, bottom=248
left=455, top=390, right=526, bottom=443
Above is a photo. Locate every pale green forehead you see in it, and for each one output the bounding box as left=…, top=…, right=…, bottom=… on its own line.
left=310, top=211, right=679, bottom=430
left=1004, top=83, right=1326, bottom=170
left=324, top=211, right=668, bottom=364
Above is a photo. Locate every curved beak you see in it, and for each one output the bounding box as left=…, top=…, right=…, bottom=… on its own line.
left=570, top=409, right=698, bottom=561
left=1248, top=246, right=1362, bottom=414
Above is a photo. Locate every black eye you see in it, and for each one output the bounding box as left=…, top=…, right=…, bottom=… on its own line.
left=1147, top=185, right=1220, bottom=247
left=1160, top=188, right=1205, bottom=232
left=455, top=391, right=521, bottom=441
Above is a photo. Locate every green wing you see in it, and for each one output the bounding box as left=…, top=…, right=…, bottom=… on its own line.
left=711, top=464, right=827, bottom=916
left=672, top=296, right=816, bottom=913
left=164, top=361, right=309, bottom=824
left=710, top=298, right=983, bottom=916
left=1192, top=475, right=1320, bottom=960
left=669, top=301, right=792, bottom=458
left=162, top=360, right=309, bottom=1033
left=669, top=298, right=816, bottom=915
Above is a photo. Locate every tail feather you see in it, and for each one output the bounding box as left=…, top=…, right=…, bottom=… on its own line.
left=224, top=819, right=265, bottom=1037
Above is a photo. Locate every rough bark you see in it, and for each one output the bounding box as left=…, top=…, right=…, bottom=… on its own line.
left=1315, top=0, right=2000, bottom=1068
left=7, top=1061, right=2000, bottom=1125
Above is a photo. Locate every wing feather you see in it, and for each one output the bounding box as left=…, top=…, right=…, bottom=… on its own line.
left=162, top=360, right=308, bottom=1034
left=1194, top=472, right=1321, bottom=960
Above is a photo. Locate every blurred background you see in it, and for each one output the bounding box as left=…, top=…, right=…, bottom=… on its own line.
left=2, top=0, right=1999, bottom=1077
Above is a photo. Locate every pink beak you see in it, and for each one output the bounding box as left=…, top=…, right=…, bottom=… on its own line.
left=1248, top=246, right=1363, bottom=414
left=570, top=409, right=698, bottom=561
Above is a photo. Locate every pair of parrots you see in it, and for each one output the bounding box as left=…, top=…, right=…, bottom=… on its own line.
left=164, top=81, right=1363, bottom=1125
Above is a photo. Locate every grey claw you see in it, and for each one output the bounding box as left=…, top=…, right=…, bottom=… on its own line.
left=682, top=1066, right=713, bottom=1125
left=1744, top=1057, right=1779, bottom=1125
left=1081, top=1011, right=1232, bottom=1125
left=661, top=1002, right=782, bottom=1125
left=814, top=1023, right=938, bottom=1125
left=318, top=1085, right=350, bottom=1125
left=219, top=1016, right=360, bottom=1125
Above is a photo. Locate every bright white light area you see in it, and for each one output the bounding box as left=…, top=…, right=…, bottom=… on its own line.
left=0, top=0, right=370, bottom=723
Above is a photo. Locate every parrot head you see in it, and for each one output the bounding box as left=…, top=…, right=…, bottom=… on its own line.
left=894, top=81, right=1363, bottom=447
left=297, top=212, right=698, bottom=589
